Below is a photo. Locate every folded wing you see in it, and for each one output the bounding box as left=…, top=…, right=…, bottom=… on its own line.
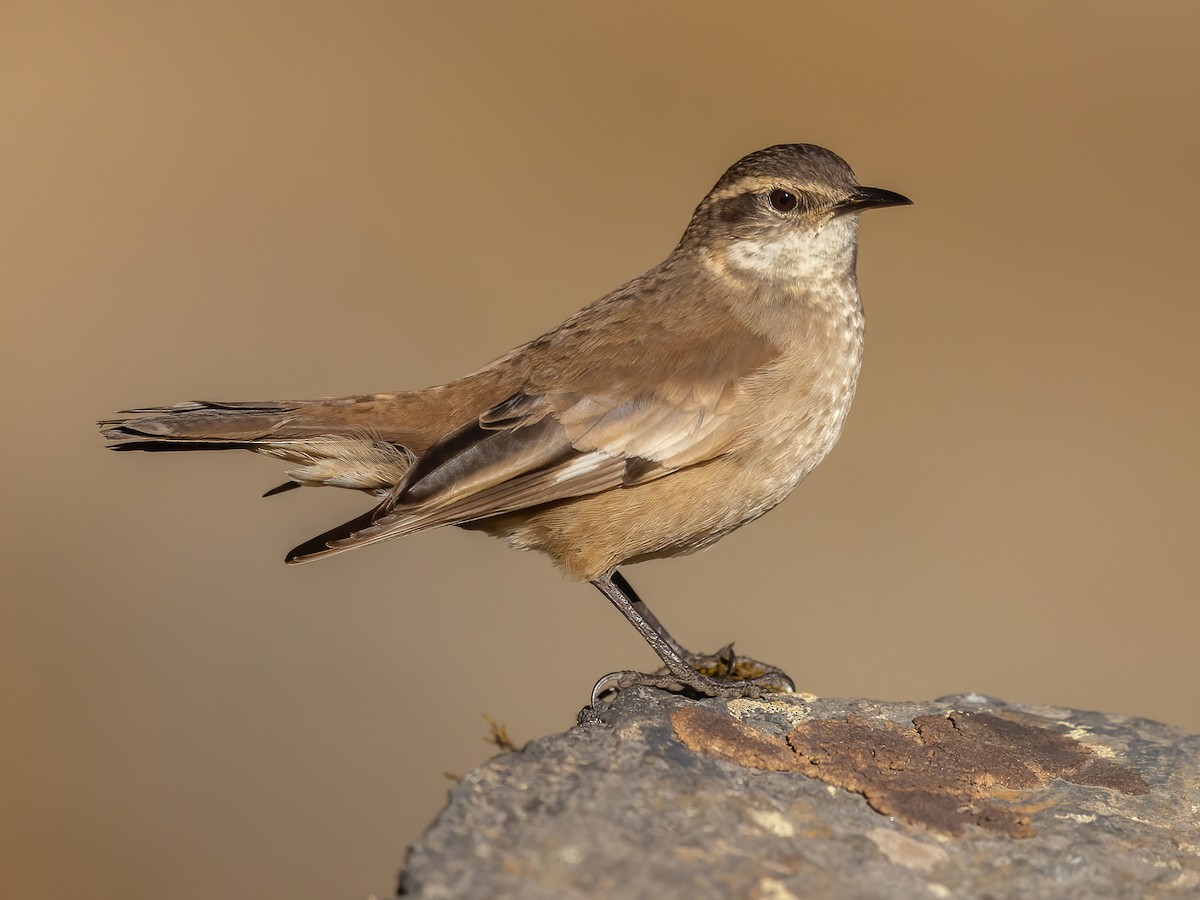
left=286, top=381, right=748, bottom=563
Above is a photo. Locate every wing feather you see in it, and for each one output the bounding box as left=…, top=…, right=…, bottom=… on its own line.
left=288, top=317, right=780, bottom=562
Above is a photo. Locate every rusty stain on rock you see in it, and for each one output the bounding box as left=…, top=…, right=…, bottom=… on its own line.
left=671, top=706, right=797, bottom=772
left=670, top=706, right=1149, bottom=838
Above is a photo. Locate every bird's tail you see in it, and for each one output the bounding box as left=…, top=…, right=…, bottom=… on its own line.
left=99, top=398, right=417, bottom=495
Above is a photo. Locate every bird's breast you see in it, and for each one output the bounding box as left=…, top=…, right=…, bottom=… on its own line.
left=732, top=298, right=865, bottom=506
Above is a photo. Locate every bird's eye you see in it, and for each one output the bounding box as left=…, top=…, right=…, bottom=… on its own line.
left=768, top=189, right=798, bottom=213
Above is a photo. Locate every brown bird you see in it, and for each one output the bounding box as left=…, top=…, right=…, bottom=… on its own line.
left=100, top=144, right=910, bottom=701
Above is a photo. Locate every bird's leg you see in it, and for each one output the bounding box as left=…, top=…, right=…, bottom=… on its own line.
left=610, top=570, right=791, bottom=682
left=609, top=570, right=691, bottom=660
left=590, top=571, right=795, bottom=704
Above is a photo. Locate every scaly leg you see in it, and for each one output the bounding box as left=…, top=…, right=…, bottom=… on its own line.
left=590, top=570, right=795, bottom=704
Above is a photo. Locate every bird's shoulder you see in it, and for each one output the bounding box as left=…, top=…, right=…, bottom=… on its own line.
left=507, top=260, right=784, bottom=400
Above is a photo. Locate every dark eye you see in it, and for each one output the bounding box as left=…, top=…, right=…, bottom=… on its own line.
left=768, top=189, right=798, bottom=212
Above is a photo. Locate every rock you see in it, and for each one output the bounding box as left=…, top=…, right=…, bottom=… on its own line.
left=396, top=689, right=1200, bottom=899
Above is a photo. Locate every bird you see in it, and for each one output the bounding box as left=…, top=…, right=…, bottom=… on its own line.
left=100, top=143, right=910, bottom=701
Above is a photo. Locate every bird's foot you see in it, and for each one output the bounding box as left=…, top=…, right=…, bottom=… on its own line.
left=684, top=642, right=794, bottom=687
left=591, top=645, right=794, bottom=707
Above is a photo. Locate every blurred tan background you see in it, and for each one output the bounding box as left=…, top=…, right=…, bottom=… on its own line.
left=3, top=2, right=1198, bottom=898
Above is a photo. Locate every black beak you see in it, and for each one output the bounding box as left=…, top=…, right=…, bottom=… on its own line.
left=835, top=186, right=912, bottom=214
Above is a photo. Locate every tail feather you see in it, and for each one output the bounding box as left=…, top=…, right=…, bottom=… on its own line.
left=101, top=400, right=318, bottom=447
left=262, top=480, right=303, bottom=497
left=98, top=372, right=523, bottom=555
left=99, top=399, right=416, bottom=494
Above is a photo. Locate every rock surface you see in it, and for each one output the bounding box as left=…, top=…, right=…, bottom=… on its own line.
left=397, top=689, right=1200, bottom=899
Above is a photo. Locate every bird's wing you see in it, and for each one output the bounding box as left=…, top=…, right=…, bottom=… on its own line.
left=286, top=380, right=755, bottom=563
left=286, top=271, right=787, bottom=564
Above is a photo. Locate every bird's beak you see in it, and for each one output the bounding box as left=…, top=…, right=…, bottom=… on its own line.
left=835, top=186, right=913, bottom=215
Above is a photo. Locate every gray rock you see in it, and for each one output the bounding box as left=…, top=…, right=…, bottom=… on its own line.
left=397, top=689, right=1200, bottom=899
